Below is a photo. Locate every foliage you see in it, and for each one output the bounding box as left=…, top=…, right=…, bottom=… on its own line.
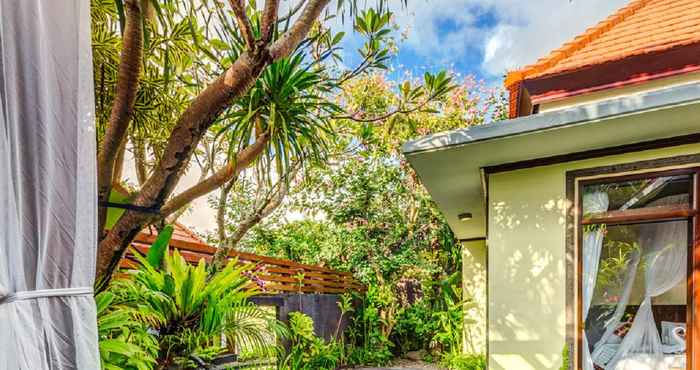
left=391, top=300, right=438, bottom=354
left=218, top=53, right=341, bottom=178
left=439, top=352, right=487, bottom=370
left=100, top=226, right=282, bottom=369
left=92, top=0, right=463, bottom=288
left=97, top=290, right=159, bottom=370
left=280, top=312, right=344, bottom=370
left=227, top=73, right=507, bottom=367
left=595, top=240, right=640, bottom=303
left=242, top=74, right=505, bottom=284
left=560, top=344, right=570, bottom=370
left=344, top=286, right=396, bottom=366
left=431, top=272, right=469, bottom=355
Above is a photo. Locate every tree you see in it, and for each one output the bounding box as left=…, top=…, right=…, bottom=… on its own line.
left=92, top=0, right=452, bottom=290
left=237, top=73, right=507, bottom=283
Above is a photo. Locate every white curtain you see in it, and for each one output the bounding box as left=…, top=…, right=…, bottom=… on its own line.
left=582, top=192, right=609, bottom=370
left=606, top=221, right=687, bottom=370
left=0, top=1, right=99, bottom=369
left=590, top=251, right=640, bottom=361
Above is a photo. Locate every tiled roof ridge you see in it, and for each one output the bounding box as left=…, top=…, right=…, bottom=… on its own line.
left=504, top=0, right=651, bottom=88
left=173, top=222, right=207, bottom=244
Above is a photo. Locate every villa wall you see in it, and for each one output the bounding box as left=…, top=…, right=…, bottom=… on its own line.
left=486, top=143, right=700, bottom=370
left=462, top=239, right=487, bottom=354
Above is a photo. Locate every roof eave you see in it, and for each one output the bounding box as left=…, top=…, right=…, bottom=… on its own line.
left=403, top=81, right=700, bottom=156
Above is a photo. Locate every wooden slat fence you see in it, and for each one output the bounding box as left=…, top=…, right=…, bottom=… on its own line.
left=120, top=230, right=364, bottom=295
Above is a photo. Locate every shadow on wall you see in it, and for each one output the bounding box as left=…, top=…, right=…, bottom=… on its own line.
left=487, top=187, right=571, bottom=370
left=463, top=244, right=487, bottom=354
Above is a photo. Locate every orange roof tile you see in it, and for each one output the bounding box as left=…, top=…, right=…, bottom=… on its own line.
left=140, top=222, right=207, bottom=247
left=505, top=0, right=700, bottom=88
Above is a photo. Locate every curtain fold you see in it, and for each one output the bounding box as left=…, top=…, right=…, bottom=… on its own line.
left=606, top=221, right=687, bottom=370
left=581, top=191, right=609, bottom=370
left=590, top=251, right=640, bottom=364
left=0, top=1, right=99, bottom=369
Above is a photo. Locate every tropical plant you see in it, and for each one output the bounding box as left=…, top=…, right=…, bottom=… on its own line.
left=97, top=290, right=159, bottom=370
left=439, top=352, right=487, bottom=370
left=103, top=225, right=282, bottom=369
left=560, top=344, right=570, bottom=370
left=231, top=73, right=505, bottom=367
left=345, top=286, right=396, bottom=366
left=391, top=300, right=438, bottom=354
left=91, top=0, right=455, bottom=291
left=280, top=312, right=344, bottom=370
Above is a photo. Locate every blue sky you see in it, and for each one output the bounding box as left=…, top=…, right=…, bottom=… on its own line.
left=335, top=0, right=628, bottom=86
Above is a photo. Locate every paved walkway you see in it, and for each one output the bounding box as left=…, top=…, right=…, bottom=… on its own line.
left=354, top=360, right=442, bottom=370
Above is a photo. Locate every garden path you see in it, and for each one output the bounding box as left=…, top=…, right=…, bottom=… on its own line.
left=355, top=359, right=443, bottom=370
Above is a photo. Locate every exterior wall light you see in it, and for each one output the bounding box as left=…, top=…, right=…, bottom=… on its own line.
left=458, top=212, right=473, bottom=222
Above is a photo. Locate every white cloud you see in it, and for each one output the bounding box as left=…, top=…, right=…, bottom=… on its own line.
left=385, top=0, right=628, bottom=77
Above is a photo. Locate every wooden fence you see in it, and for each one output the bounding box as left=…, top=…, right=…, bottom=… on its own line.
left=120, top=225, right=364, bottom=295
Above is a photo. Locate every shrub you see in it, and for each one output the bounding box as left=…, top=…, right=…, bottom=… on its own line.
left=97, top=290, right=159, bottom=370
left=440, top=352, right=487, bottom=370
left=280, top=312, right=343, bottom=370
left=560, top=344, right=570, bottom=370
left=99, top=225, right=282, bottom=369
left=391, top=300, right=439, bottom=354
left=344, top=286, right=395, bottom=366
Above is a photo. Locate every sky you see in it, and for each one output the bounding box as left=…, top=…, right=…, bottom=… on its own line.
left=338, top=0, right=628, bottom=85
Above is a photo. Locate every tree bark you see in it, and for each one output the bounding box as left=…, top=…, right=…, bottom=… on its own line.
left=260, top=0, right=280, bottom=42
left=95, top=0, right=332, bottom=291
left=228, top=0, right=255, bottom=49
left=97, top=0, right=143, bottom=234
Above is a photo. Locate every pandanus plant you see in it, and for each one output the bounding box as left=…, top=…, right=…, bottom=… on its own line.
left=100, top=226, right=283, bottom=369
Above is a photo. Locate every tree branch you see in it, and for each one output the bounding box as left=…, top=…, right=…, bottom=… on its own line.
left=97, top=0, right=143, bottom=233
left=159, top=133, right=270, bottom=217
left=333, top=96, right=436, bottom=123
left=217, top=177, right=238, bottom=243
left=211, top=163, right=297, bottom=271
left=260, top=0, right=280, bottom=42
left=277, top=0, right=307, bottom=24
left=96, top=0, right=332, bottom=291
left=228, top=0, right=255, bottom=50
left=268, top=0, right=330, bottom=60
left=111, top=136, right=128, bottom=184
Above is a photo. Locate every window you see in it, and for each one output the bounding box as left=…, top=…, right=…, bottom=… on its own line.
left=577, top=169, right=698, bottom=370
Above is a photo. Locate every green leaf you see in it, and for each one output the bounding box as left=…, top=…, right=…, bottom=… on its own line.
left=104, top=190, right=129, bottom=229
left=146, top=225, right=173, bottom=269
left=114, top=0, right=125, bottom=35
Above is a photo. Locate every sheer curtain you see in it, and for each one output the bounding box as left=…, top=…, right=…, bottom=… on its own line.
left=582, top=192, right=610, bottom=370
left=606, top=221, right=687, bottom=370
left=590, top=251, right=640, bottom=362
left=0, top=1, right=99, bottom=369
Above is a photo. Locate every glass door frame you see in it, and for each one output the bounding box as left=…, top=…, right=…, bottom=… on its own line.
left=573, top=166, right=700, bottom=370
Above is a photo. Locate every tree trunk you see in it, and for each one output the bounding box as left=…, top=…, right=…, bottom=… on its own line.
left=97, top=0, right=143, bottom=234
left=94, top=0, right=332, bottom=291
